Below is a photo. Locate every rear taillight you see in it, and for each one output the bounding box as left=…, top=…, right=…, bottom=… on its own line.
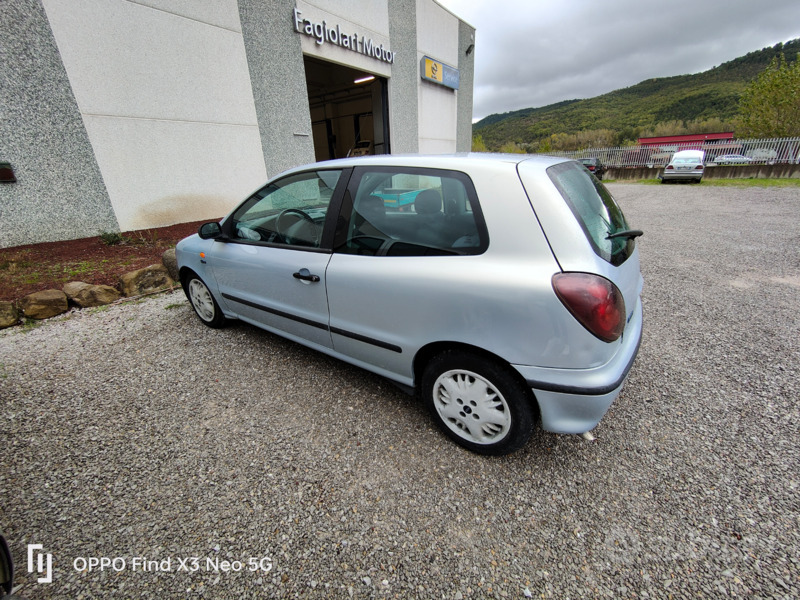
left=552, top=273, right=626, bottom=342
left=697, top=165, right=703, bottom=170
left=666, top=165, right=674, bottom=170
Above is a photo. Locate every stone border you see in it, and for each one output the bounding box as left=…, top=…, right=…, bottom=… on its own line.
left=0, top=249, right=180, bottom=330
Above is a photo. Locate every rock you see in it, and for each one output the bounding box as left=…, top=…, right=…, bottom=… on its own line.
left=20, top=289, right=69, bottom=319
left=63, top=281, right=121, bottom=308
left=119, top=264, right=174, bottom=297
left=162, top=248, right=179, bottom=281
left=0, top=301, right=19, bottom=329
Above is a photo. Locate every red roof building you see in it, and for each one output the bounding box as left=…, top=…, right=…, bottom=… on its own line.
left=638, top=132, right=735, bottom=147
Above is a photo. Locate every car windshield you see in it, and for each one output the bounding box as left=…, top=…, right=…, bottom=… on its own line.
left=548, top=161, right=634, bottom=266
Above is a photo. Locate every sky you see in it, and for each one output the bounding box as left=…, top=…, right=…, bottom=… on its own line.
left=436, top=0, right=800, bottom=122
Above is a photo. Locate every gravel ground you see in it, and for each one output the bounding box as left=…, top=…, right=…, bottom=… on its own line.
left=1, top=184, right=798, bottom=599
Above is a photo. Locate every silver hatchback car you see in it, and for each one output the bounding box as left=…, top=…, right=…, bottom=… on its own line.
left=177, top=154, right=643, bottom=455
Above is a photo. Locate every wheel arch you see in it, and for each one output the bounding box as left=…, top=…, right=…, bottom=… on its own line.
left=178, top=266, right=205, bottom=296
left=413, top=341, right=539, bottom=413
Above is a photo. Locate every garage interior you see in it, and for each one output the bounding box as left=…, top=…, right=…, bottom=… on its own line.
left=304, top=56, right=389, bottom=161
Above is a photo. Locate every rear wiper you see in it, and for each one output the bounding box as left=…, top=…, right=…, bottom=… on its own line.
left=606, top=229, right=643, bottom=240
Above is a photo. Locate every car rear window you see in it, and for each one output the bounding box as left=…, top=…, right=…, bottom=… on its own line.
left=547, top=161, right=634, bottom=266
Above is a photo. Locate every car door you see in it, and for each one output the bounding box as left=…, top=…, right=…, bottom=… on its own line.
left=207, top=169, right=347, bottom=351
left=325, top=166, right=490, bottom=384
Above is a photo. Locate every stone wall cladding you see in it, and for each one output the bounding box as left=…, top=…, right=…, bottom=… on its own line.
left=387, top=0, right=419, bottom=154
left=0, top=0, right=119, bottom=249
left=239, top=0, right=316, bottom=178
left=456, top=19, right=476, bottom=153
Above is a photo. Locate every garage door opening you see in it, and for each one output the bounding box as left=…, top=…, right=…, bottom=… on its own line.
left=304, top=56, right=390, bottom=161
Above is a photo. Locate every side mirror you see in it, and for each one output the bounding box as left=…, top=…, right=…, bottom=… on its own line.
left=0, top=535, right=14, bottom=595
left=198, top=222, right=222, bottom=240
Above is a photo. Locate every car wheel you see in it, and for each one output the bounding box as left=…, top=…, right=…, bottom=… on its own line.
left=421, top=350, right=535, bottom=455
left=184, top=273, right=227, bottom=328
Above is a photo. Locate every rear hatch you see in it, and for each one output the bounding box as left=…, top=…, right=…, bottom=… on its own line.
left=517, top=159, right=643, bottom=328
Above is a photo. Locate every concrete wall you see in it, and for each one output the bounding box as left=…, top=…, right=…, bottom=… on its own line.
left=39, top=0, right=268, bottom=234
left=415, top=0, right=459, bottom=154
left=703, top=164, right=800, bottom=179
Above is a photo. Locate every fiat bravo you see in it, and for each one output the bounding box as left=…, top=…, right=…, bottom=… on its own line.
left=177, top=154, right=643, bottom=455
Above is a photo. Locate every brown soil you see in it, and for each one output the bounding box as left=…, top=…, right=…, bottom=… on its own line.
left=0, top=220, right=213, bottom=303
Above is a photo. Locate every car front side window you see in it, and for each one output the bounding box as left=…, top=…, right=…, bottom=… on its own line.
left=229, top=170, right=342, bottom=248
left=334, top=167, right=488, bottom=257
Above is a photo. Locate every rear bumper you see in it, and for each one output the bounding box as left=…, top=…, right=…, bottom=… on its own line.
left=512, top=299, right=643, bottom=433
left=660, top=171, right=702, bottom=181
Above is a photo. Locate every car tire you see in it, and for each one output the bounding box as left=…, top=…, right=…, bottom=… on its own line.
left=183, top=272, right=227, bottom=328
left=421, top=350, right=535, bottom=455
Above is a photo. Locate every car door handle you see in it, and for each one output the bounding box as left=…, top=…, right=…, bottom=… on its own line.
left=293, top=268, right=320, bottom=283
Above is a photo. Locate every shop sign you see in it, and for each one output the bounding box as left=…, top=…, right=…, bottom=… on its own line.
left=420, top=56, right=459, bottom=90
left=293, top=8, right=394, bottom=65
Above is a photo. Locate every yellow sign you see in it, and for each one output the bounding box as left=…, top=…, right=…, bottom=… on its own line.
left=423, top=57, right=443, bottom=83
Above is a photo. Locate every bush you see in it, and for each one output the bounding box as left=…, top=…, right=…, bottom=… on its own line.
left=99, top=231, right=126, bottom=246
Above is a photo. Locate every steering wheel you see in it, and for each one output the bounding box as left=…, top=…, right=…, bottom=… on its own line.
left=276, top=208, right=319, bottom=245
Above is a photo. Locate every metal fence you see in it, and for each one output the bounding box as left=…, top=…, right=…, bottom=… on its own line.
left=544, top=137, right=800, bottom=168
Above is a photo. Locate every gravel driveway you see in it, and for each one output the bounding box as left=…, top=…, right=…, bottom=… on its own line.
left=1, top=184, right=798, bottom=599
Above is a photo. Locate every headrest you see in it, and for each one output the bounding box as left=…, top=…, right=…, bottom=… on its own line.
left=415, top=190, right=441, bottom=215
left=359, top=195, right=386, bottom=218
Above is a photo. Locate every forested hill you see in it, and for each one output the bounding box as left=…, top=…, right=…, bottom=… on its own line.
left=473, top=39, right=800, bottom=150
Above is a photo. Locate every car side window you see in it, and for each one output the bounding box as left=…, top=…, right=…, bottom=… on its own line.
left=229, top=170, right=341, bottom=248
left=334, top=167, right=488, bottom=256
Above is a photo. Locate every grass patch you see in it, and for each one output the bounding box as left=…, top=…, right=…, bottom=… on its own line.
left=608, top=178, right=800, bottom=187
left=21, top=272, right=43, bottom=284
left=88, top=304, right=112, bottom=315
left=63, top=261, right=97, bottom=278
left=700, top=178, right=800, bottom=187
left=164, top=303, right=185, bottom=310
left=20, top=318, right=42, bottom=331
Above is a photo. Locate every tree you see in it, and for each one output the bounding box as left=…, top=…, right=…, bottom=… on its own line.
left=498, top=141, right=526, bottom=154
left=736, top=53, right=800, bottom=137
left=471, top=134, right=487, bottom=152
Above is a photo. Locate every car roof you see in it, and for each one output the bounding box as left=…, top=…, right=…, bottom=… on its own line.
left=275, top=153, right=572, bottom=178
left=672, top=150, right=704, bottom=158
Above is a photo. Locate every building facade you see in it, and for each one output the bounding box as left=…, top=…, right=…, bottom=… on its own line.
left=0, top=0, right=475, bottom=248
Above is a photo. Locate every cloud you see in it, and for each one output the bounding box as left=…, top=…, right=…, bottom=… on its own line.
left=437, top=0, right=800, bottom=120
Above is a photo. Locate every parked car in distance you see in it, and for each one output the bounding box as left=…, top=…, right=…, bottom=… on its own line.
left=746, top=148, right=777, bottom=164
left=714, top=154, right=751, bottom=165
left=660, top=149, right=704, bottom=183
left=578, top=157, right=606, bottom=179
left=177, top=154, right=643, bottom=455
left=646, top=151, right=674, bottom=168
